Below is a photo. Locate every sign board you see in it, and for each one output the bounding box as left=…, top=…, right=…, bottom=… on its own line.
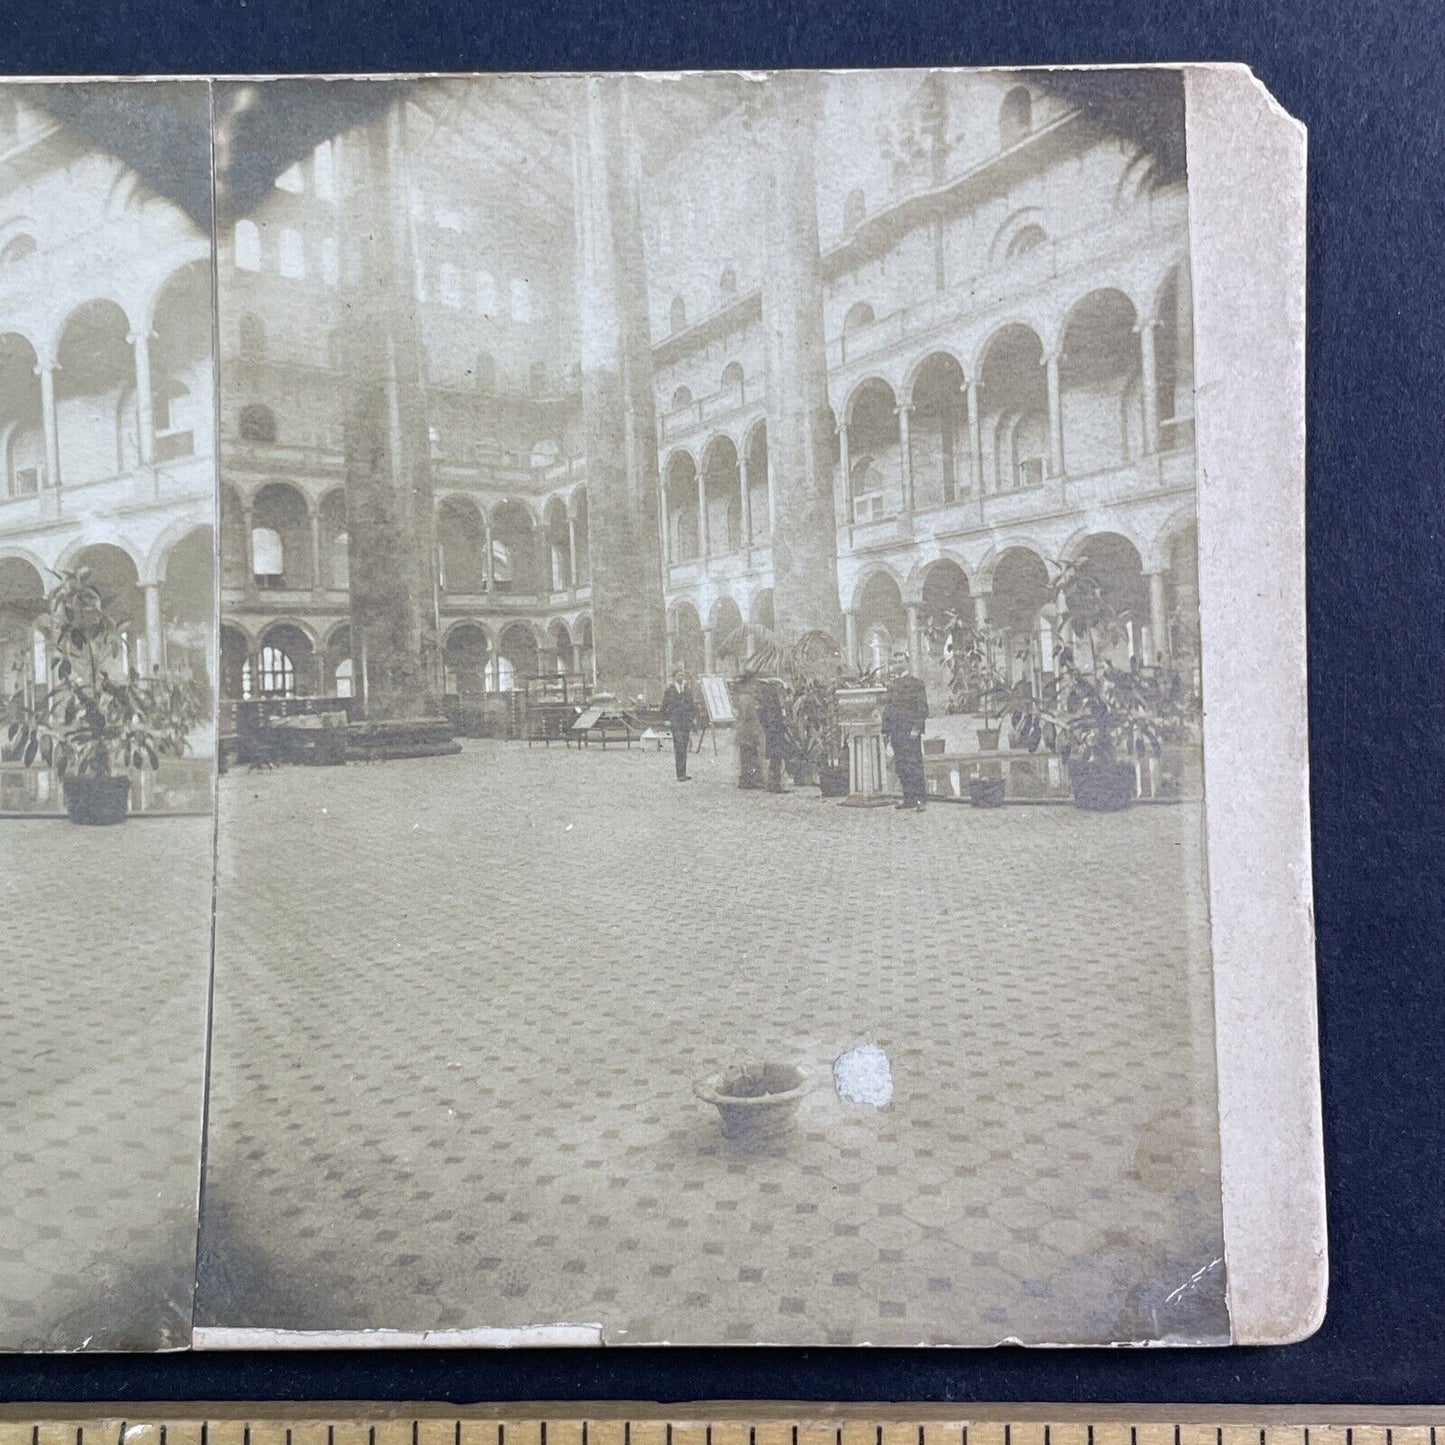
left=697, top=674, right=734, bottom=725
left=571, top=706, right=605, bottom=732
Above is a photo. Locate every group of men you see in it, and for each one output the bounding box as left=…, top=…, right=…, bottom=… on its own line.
left=658, top=658, right=931, bottom=810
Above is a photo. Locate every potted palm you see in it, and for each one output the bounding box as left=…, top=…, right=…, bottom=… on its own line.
left=6, top=568, right=206, bottom=824
left=1007, top=558, right=1192, bottom=811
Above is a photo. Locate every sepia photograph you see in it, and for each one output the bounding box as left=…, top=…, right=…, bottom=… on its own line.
left=194, top=68, right=1238, bottom=1347
left=0, top=81, right=216, bottom=1349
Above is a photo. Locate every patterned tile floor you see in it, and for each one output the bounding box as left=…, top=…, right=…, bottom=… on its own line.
left=0, top=816, right=212, bottom=1350
left=198, top=739, right=1228, bottom=1345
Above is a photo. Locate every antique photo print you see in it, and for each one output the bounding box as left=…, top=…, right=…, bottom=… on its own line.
left=0, top=65, right=1319, bottom=1352
left=0, top=82, right=216, bottom=1349
left=191, top=67, right=1318, bottom=1348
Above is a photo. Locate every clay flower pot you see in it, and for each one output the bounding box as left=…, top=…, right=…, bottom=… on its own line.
left=694, top=1063, right=811, bottom=1141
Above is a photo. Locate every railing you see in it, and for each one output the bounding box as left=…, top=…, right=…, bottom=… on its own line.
left=154, top=429, right=196, bottom=464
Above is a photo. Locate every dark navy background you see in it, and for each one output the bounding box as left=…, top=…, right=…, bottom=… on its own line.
left=3, top=0, right=1442, bottom=1408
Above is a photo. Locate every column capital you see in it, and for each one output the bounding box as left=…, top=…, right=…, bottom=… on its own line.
left=894, top=403, right=914, bottom=417
left=32, top=356, right=57, bottom=377
left=125, top=328, right=157, bottom=347
left=1133, top=317, right=1161, bottom=335
left=1041, top=349, right=1063, bottom=368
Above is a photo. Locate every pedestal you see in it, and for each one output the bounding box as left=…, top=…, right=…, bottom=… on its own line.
left=836, top=686, right=892, bottom=808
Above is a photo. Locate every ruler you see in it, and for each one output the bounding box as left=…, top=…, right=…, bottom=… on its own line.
left=1, top=1412, right=1441, bottom=1445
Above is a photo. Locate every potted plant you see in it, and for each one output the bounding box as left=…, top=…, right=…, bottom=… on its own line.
left=6, top=568, right=206, bottom=824
left=932, top=610, right=1009, bottom=750
left=792, top=676, right=850, bottom=797
left=1007, top=558, right=1192, bottom=812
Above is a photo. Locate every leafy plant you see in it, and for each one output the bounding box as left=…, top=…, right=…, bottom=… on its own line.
left=1006, top=556, right=1194, bottom=765
left=5, top=568, right=205, bottom=780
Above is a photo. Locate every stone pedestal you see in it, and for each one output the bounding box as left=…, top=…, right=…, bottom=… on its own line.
left=837, top=685, right=891, bottom=807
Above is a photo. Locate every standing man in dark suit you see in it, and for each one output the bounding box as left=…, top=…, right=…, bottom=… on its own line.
left=661, top=667, right=696, bottom=782
left=883, top=655, right=929, bottom=811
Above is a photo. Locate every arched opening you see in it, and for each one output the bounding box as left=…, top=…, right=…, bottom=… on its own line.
left=571, top=490, right=590, bottom=587
left=665, top=451, right=700, bottom=564
left=670, top=385, right=693, bottom=412
left=247, top=622, right=314, bottom=698
left=233, top=219, right=260, bottom=271
left=437, top=495, right=487, bottom=594
left=159, top=526, right=214, bottom=701
left=750, top=587, right=774, bottom=633
left=55, top=298, right=135, bottom=485
left=238, top=403, right=277, bottom=443
left=910, top=352, right=968, bottom=507
left=711, top=595, right=745, bottom=676
left=745, top=424, right=770, bottom=544
left=846, top=378, right=902, bottom=522
left=669, top=295, right=688, bottom=335
left=547, top=620, right=573, bottom=675
left=490, top=499, right=539, bottom=594
left=919, top=558, right=972, bottom=696
left=1069, top=532, right=1148, bottom=666
left=978, top=324, right=1047, bottom=493
left=1155, top=263, right=1195, bottom=450
left=444, top=622, right=491, bottom=699
left=318, top=488, right=349, bottom=590
left=989, top=546, right=1053, bottom=690
left=854, top=571, right=906, bottom=675
left=324, top=624, right=355, bottom=699
left=1, top=234, right=37, bottom=267
left=669, top=600, right=704, bottom=673
left=575, top=615, right=595, bottom=682
left=0, top=557, right=45, bottom=709
left=544, top=495, right=572, bottom=592
left=497, top=622, right=538, bottom=692
left=1007, top=224, right=1047, bottom=260
left=840, top=300, right=875, bottom=363
left=150, top=259, right=212, bottom=464
left=702, top=435, right=742, bottom=555
left=72, top=543, right=143, bottom=674
left=0, top=332, right=42, bottom=497
left=1059, top=288, right=1142, bottom=475
left=250, top=482, right=311, bottom=590
left=999, top=86, right=1033, bottom=148
left=721, top=361, right=745, bottom=400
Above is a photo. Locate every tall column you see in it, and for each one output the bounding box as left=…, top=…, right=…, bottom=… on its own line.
left=1138, top=320, right=1160, bottom=455
left=844, top=610, right=858, bottom=672
left=702, top=626, right=716, bottom=674
left=897, top=404, right=914, bottom=514
left=142, top=581, right=163, bottom=675
left=129, top=329, right=156, bottom=467
left=340, top=89, right=444, bottom=719
left=739, top=447, right=753, bottom=551
left=835, top=421, right=851, bottom=526
left=241, top=503, right=257, bottom=602
left=309, top=507, right=324, bottom=594
left=567, top=515, right=579, bottom=589
left=36, top=359, right=60, bottom=497
left=906, top=603, right=921, bottom=670
left=1044, top=351, right=1065, bottom=479
left=696, top=465, right=709, bottom=562
left=483, top=520, right=494, bottom=591
left=966, top=379, right=984, bottom=519
left=573, top=75, right=668, bottom=702
left=761, top=73, right=844, bottom=646
left=1148, top=569, right=1170, bottom=662
left=973, top=590, right=990, bottom=630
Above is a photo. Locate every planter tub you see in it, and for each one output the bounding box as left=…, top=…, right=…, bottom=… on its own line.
left=64, top=775, right=132, bottom=825
left=694, top=1063, right=811, bottom=1142
left=968, top=777, right=1006, bottom=808
left=818, top=764, right=850, bottom=798
left=976, top=727, right=1001, bottom=751
left=1069, top=759, right=1137, bottom=812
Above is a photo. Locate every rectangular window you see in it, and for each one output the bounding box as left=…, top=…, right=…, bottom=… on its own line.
left=509, top=275, right=532, bottom=324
